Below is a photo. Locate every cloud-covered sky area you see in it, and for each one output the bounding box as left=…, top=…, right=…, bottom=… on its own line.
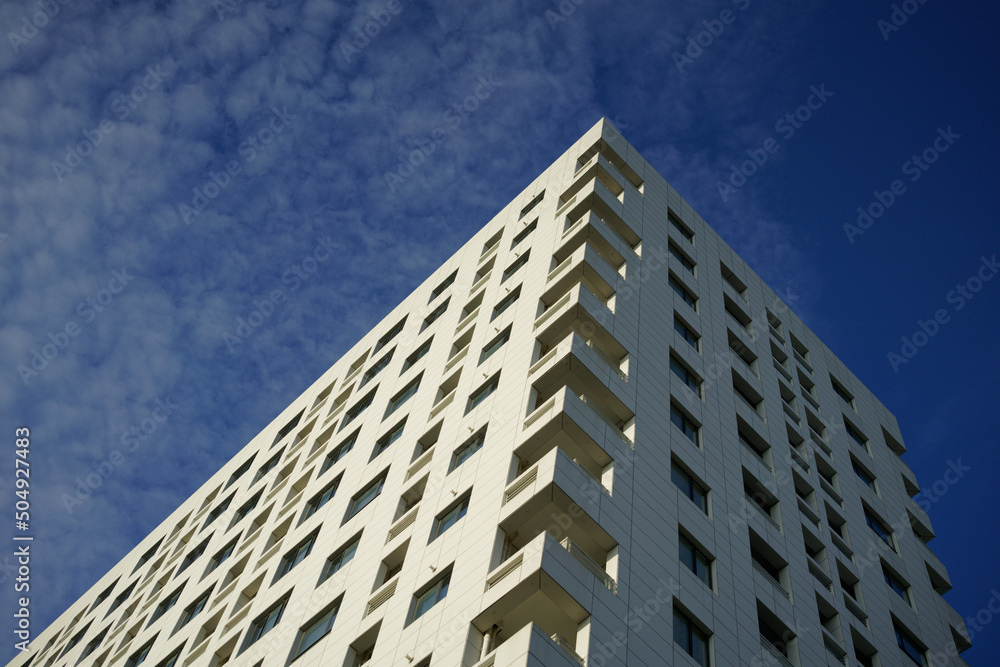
left=1, top=0, right=998, bottom=662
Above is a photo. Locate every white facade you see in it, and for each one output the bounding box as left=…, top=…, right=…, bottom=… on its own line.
left=10, top=119, right=972, bottom=667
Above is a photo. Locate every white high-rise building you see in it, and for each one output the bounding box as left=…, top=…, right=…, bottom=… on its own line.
left=11, top=119, right=971, bottom=667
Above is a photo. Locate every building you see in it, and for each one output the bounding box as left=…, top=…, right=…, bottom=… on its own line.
left=11, top=119, right=972, bottom=667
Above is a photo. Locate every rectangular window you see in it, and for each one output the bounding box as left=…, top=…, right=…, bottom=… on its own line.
left=372, top=419, right=406, bottom=459
left=501, top=251, right=530, bottom=283
left=124, top=638, right=155, bottom=667
left=230, top=491, right=263, bottom=528
left=240, top=593, right=290, bottom=654
left=133, top=540, right=162, bottom=573
left=672, top=461, right=708, bottom=513
left=202, top=494, right=234, bottom=531
left=883, top=565, right=912, bottom=605
left=466, top=374, right=500, bottom=413
left=511, top=220, right=537, bottom=248
left=342, top=389, right=377, bottom=429
left=674, top=314, right=700, bottom=350
left=411, top=570, right=451, bottom=623
left=670, top=403, right=699, bottom=445
left=450, top=427, right=486, bottom=472
left=291, top=598, right=341, bottom=660
left=150, top=584, right=184, bottom=622
left=176, top=537, right=209, bottom=574
left=302, top=476, right=341, bottom=522
left=272, top=411, right=304, bottom=447
left=345, top=472, right=388, bottom=522
left=480, top=326, right=511, bottom=363
left=153, top=647, right=182, bottom=667
left=669, top=274, right=697, bottom=309
left=669, top=211, right=695, bottom=243
left=206, top=538, right=238, bottom=575
left=852, top=459, right=876, bottom=489
left=831, top=377, right=855, bottom=407
left=845, top=421, right=870, bottom=452
left=491, top=285, right=521, bottom=320
left=669, top=241, right=695, bottom=273
left=385, top=375, right=421, bottom=419
left=374, top=317, right=406, bottom=353
left=177, top=588, right=212, bottom=630
left=679, top=534, right=712, bottom=587
left=670, top=354, right=701, bottom=396
left=402, top=338, right=433, bottom=372
left=421, top=298, right=450, bottom=333
left=322, top=429, right=358, bottom=473
left=894, top=621, right=926, bottom=666
left=360, top=349, right=394, bottom=388
left=253, top=450, right=284, bottom=484
left=481, top=230, right=503, bottom=256
left=429, top=271, right=458, bottom=303
left=92, top=581, right=117, bottom=610
left=431, top=494, right=470, bottom=541
left=321, top=534, right=361, bottom=581
left=275, top=530, right=319, bottom=582
left=107, top=581, right=136, bottom=615
left=673, top=608, right=709, bottom=666
left=82, top=627, right=109, bottom=658
left=226, top=454, right=256, bottom=489
left=865, top=507, right=894, bottom=548
left=519, top=191, right=544, bottom=219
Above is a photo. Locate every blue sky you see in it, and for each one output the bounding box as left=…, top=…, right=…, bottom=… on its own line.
left=1, top=0, right=998, bottom=663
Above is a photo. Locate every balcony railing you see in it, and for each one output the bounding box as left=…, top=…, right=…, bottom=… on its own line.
left=583, top=338, right=628, bottom=382
left=579, top=394, right=633, bottom=448
left=759, top=636, right=795, bottom=667
left=752, top=559, right=791, bottom=600
left=560, top=537, right=616, bottom=593
left=550, top=633, right=585, bottom=667
left=746, top=494, right=781, bottom=531
left=386, top=505, right=418, bottom=543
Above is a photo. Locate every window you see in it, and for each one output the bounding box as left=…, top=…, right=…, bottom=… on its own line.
left=671, top=461, right=708, bottom=513
left=421, top=298, right=450, bottom=332
left=345, top=472, right=387, bottom=522
left=450, top=427, right=486, bottom=472
left=253, top=451, right=284, bottom=484
left=673, top=608, right=709, bottom=666
left=519, top=191, right=544, bottom=219
left=230, top=491, right=263, bottom=528
left=302, top=476, right=341, bottom=522
left=480, top=326, right=511, bottom=363
left=679, top=534, right=712, bottom=587
left=342, top=389, right=377, bottom=429
left=150, top=584, right=184, bottom=623
left=322, top=429, right=358, bottom=473
left=668, top=241, right=695, bottom=274
left=385, top=375, right=421, bottom=418
left=411, top=570, right=451, bottom=622
left=669, top=274, right=697, bottom=308
left=864, top=507, right=894, bottom=548
left=466, top=374, right=500, bottom=413
left=669, top=211, right=695, bottom=243
left=60, top=623, right=90, bottom=656
left=275, top=530, right=319, bottom=582
left=894, top=621, right=926, bottom=665
left=272, top=411, right=303, bottom=447
left=176, top=538, right=209, bottom=575
left=177, top=588, right=212, bottom=630
left=374, top=317, right=406, bottom=353
left=372, top=419, right=406, bottom=459
left=124, top=638, right=155, bottom=667
left=206, top=538, right=238, bottom=575
left=670, top=354, right=701, bottom=396
left=153, top=647, right=183, bottom=667
left=511, top=220, right=537, bottom=248
left=106, top=580, right=136, bottom=615
left=429, top=271, right=457, bottom=303
left=431, top=494, right=470, bottom=541
left=321, top=534, right=361, bottom=581
left=674, top=314, right=700, bottom=350
left=481, top=230, right=503, bottom=256
left=360, top=348, right=394, bottom=388
left=81, top=627, right=109, bottom=658
left=491, top=285, right=521, bottom=320
left=501, top=251, right=530, bottom=283
left=670, top=403, right=699, bottom=445
left=226, top=455, right=256, bottom=489
left=402, top=338, right=433, bottom=372
left=91, top=580, right=118, bottom=610
left=883, top=564, right=912, bottom=605
left=291, top=599, right=341, bottom=660
left=133, top=539, right=162, bottom=573
left=240, top=594, right=290, bottom=653
left=845, top=421, right=870, bottom=452
left=852, top=458, right=876, bottom=490
left=831, top=377, right=855, bottom=408
left=201, top=494, right=234, bottom=531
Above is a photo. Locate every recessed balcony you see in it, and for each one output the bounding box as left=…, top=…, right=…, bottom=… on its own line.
left=541, top=242, right=620, bottom=310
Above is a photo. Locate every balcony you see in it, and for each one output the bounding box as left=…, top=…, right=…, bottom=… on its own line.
left=530, top=329, right=630, bottom=399
left=471, top=622, right=585, bottom=667
left=558, top=210, right=636, bottom=274
left=541, top=242, right=620, bottom=310
left=558, top=162, right=640, bottom=245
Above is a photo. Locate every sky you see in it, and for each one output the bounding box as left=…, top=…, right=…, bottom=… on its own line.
left=0, top=0, right=998, bottom=663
